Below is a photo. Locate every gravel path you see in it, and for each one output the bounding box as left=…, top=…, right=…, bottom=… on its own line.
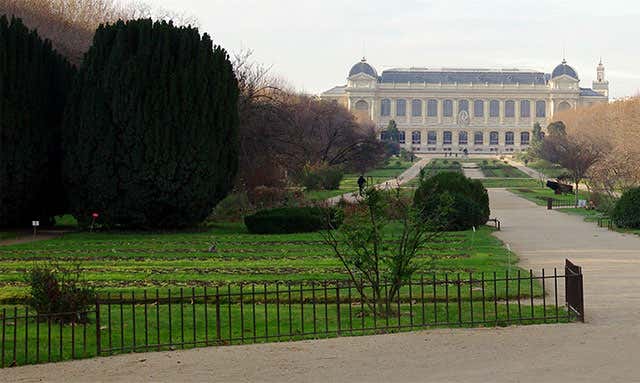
left=4, top=189, right=640, bottom=382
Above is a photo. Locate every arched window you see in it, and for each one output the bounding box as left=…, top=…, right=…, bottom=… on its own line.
left=556, top=101, right=572, bottom=112
left=490, top=131, right=499, bottom=145
left=443, top=100, right=453, bottom=117
left=412, top=131, right=421, bottom=145
left=355, top=100, right=369, bottom=110
left=396, top=99, right=407, bottom=116
left=398, top=131, right=406, bottom=144
left=490, top=100, right=500, bottom=118
left=380, top=99, right=391, bottom=116
left=427, top=99, right=438, bottom=117
left=521, top=132, right=530, bottom=145
left=505, top=101, right=515, bottom=118
left=443, top=131, right=452, bottom=145
left=458, top=100, right=469, bottom=113
left=458, top=131, right=468, bottom=145
left=536, top=101, right=546, bottom=118
left=474, top=132, right=484, bottom=145
left=427, top=131, right=437, bottom=145
left=520, top=100, right=531, bottom=118
left=412, top=100, right=422, bottom=117
left=505, top=132, right=515, bottom=145
left=474, top=100, right=484, bottom=117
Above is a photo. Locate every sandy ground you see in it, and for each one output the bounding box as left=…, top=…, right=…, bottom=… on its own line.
left=4, top=189, right=640, bottom=383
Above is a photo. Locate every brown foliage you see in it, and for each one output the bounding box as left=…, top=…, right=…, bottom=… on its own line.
left=552, top=98, right=640, bottom=195
left=0, top=0, right=196, bottom=64
left=233, top=51, right=385, bottom=191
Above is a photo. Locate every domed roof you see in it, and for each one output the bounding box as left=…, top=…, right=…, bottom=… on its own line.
left=349, top=58, right=377, bottom=78
left=552, top=60, right=579, bottom=80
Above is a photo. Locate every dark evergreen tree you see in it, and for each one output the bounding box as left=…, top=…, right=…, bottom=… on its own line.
left=63, top=19, right=239, bottom=228
left=0, top=16, right=75, bottom=227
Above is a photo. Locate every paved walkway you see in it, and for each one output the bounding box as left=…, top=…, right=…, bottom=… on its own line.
left=461, top=162, right=485, bottom=179
left=0, top=230, right=67, bottom=246
left=327, top=156, right=432, bottom=204
left=5, top=190, right=640, bottom=382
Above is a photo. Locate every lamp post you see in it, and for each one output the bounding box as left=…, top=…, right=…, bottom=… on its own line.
left=90, top=213, right=99, bottom=232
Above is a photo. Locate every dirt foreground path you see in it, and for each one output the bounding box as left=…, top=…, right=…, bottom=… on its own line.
left=4, top=190, right=640, bottom=383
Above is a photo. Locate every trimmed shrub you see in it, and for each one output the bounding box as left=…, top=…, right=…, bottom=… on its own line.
left=63, top=19, right=238, bottom=229
left=301, top=163, right=344, bottom=191
left=244, top=207, right=341, bottom=234
left=414, top=172, right=490, bottom=231
left=26, top=264, right=96, bottom=322
left=612, top=188, right=640, bottom=229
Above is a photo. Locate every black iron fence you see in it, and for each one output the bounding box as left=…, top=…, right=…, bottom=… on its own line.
left=597, top=216, right=615, bottom=230
left=1, top=261, right=584, bottom=368
left=546, top=197, right=577, bottom=209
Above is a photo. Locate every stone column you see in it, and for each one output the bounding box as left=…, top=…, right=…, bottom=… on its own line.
left=437, top=99, right=443, bottom=124
left=499, top=100, right=505, bottom=124
left=515, top=100, right=520, bottom=125
left=484, top=99, right=489, bottom=125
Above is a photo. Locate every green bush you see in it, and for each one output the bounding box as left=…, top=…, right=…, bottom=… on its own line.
left=244, top=207, right=341, bottom=234
left=26, top=264, right=96, bottom=323
left=301, top=164, right=344, bottom=191
left=612, top=188, right=640, bottom=229
left=414, top=172, right=490, bottom=231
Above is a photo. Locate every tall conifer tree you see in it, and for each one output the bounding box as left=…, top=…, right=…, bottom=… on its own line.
left=0, top=16, right=75, bottom=227
left=63, top=19, right=239, bottom=228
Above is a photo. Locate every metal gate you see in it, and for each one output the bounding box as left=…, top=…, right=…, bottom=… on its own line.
left=565, top=259, right=585, bottom=322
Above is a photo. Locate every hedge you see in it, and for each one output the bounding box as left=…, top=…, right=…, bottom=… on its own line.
left=244, top=207, right=340, bottom=234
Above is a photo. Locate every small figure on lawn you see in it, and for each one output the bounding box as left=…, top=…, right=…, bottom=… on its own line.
left=357, top=175, right=367, bottom=195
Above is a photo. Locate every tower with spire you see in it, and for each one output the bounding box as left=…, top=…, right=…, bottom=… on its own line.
left=593, top=59, right=609, bottom=97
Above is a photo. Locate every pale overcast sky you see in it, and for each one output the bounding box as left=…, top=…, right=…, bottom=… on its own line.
left=146, top=0, right=639, bottom=98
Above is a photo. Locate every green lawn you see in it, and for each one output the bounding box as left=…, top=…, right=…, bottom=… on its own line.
left=480, top=179, right=541, bottom=189
left=0, top=216, right=573, bottom=366
left=467, top=159, right=530, bottom=178
left=508, top=187, right=589, bottom=207
left=305, top=159, right=414, bottom=200
left=527, top=159, right=567, bottom=178
left=0, top=224, right=527, bottom=303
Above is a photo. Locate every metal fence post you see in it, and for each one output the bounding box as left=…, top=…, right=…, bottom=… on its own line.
left=95, top=301, right=101, bottom=357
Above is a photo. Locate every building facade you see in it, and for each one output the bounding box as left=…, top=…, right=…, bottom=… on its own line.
left=321, top=59, right=609, bottom=153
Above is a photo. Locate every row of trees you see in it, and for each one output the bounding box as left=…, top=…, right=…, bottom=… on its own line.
left=1, top=16, right=239, bottom=228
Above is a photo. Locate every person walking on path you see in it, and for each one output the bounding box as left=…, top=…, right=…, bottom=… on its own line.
left=357, top=175, right=367, bottom=195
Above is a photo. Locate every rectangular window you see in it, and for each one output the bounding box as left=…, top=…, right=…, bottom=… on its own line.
left=396, top=99, right=406, bottom=116
left=536, top=101, right=546, bottom=118
left=381, top=99, right=390, bottom=116
left=398, top=131, right=406, bottom=144
left=458, top=100, right=469, bottom=113
left=443, top=131, right=452, bottom=145
left=412, top=131, right=421, bottom=145
left=427, top=131, right=437, bottom=145
left=521, top=100, right=531, bottom=118
left=490, top=100, right=500, bottom=117
left=490, top=132, right=499, bottom=145
left=411, top=100, right=422, bottom=117
left=474, top=100, right=484, bottom=117
left=474, top=132, right=484, bottom=145
left=443, top=100, right=453, bottom=117
left=521, top=132, right=530, bottom=145
left=458, top=131, right=468, bottom=145
left=505, top=101, right=515, bottom=118
left=505, top=132, right=515, bottom=145
left=427, top=99, right=438, bottom=117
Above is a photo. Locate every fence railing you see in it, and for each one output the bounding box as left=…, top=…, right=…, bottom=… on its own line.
left=1, top=262, right=584, bottom=368
left=597, top=216, right=615, bottom=231
left=546, top=197, right=577, bottom=209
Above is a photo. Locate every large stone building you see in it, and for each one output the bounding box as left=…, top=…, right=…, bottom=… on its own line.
left=321, top=58, right=609, bottom=153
